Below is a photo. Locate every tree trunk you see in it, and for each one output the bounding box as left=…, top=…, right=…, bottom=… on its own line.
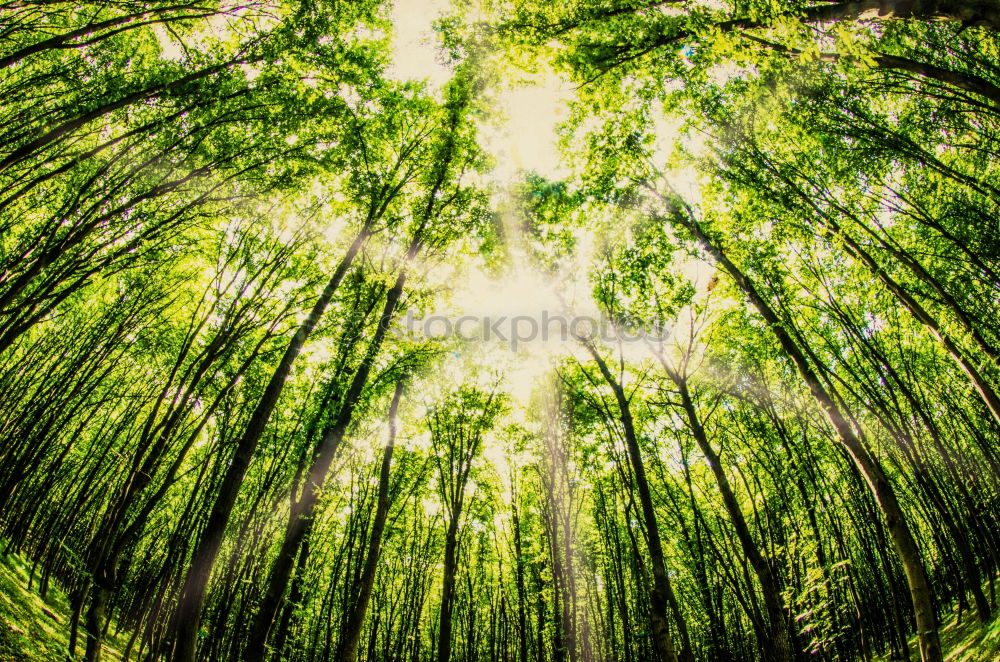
left=667, top=374, right=793, bottom=662
left=171, top=230, right=368, bottom=662
left=242, top=268, right=408, bottom=661
left=583, top=342, right=681, bottom=662
left=512, top=500, right=530, bottom=662
left=652, top=195, right=943, bottom=662
left=438, top=518, right=461, bottom=662
left=336, top=378, right=406, bottom=662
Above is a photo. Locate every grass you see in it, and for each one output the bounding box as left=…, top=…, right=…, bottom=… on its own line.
left=1, top=544, right=998, bottom=661
left=0, top=546, right=125, bottom=662
left=871, top=601, right=1000, bottom=662
left=933, top=610, right=1000, bottom=662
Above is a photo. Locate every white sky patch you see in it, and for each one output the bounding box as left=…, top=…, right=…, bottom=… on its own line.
left=647, top=106, right=705, bottom=206
left=483, top=72, right=574, bottom=182
left=650, top=112, right=683, bottom=164
left=152, top=24, right=185, bottom=61
left=420, top=258, right=581, bottom=363
left=389, top=0, right=453, bottom=89
left=388, top=0, right=585, bottom=407
left=387, top=1, right=712, bottom=411
left=450, top=264, right=562, bottom=321
left=390, top=0, right=573, bottom=180
left=707, top=62, right=753, bottom=86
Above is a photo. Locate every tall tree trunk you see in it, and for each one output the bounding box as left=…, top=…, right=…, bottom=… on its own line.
left=582, top=342, right=681, bottom=662
left=83, top=566, right=112, bottom=662
left=171, top=230, right=368, bottom=662
left=438, top=518, right=461, bottom=662
left=651, top=194, right=943, bottom=662
left=242, top=267, right=409, bottom=661
left=512, top=499, right=530, bottom=662
left=665, top=370, right=793, bottom=662
left=336, top=378, right=405, bottom=662
left=268, top=533, right=310, bottom=660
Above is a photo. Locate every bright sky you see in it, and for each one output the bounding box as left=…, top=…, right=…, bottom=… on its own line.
left=388, top=0, right=454, bottom=88
left=389, top=0, right=581, bottom=400
left=387, top=0, right=714, bottom=413
left=384, top=1, right=724, bottom=511
left=483, top=75, right=574, bottom=182
left=389, top=0, right=571, bottom=182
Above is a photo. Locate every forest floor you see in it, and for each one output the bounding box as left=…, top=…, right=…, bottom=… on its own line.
left=919, top=611, right=998, bottom=661
left=0, top=547, right=126, bottom=661
left=932, top=609, right=1000, bottom=661
left=1, top=545, right=999, bottom=662
left=869, top=601, right=1000, bottom=662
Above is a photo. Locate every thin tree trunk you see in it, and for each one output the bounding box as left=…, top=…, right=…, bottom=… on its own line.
left=582, top=342, right=681, bottom=662
left=171, top=229, right=368, bottom=662
left=336, top=378, right=406, bottom=662
left=650, top=191, right=943, bottom=662
left=438, top=518, right=461, bottom=662
left=512, top=499, right=530, bottom=662
left=242, top=267, right=409, bottom=661
left=665, top=370, right=793, bottom=662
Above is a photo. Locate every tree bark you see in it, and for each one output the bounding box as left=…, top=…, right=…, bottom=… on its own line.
left=241, top=266, right=409, bottom=662
left=582, top=342, right=681, bottom=662
left=171, top=229, right=368, bottom=662
left=665, top=369, right=794, bottom=662
left=336, top=378, right=406, bottom=662
left=437, top=517, right=461, bottom=662
left=651, top=192, right=943, bottom=662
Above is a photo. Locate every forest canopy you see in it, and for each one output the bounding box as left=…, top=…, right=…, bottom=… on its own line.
left=1, top=1, right=1000, bottom=662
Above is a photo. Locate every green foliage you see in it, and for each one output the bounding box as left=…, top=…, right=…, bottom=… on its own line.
left=3, top=2, right=1000, bottom=662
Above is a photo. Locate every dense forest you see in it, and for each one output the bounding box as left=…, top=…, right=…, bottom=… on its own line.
left=1, top=1, right=1000, bottom=661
